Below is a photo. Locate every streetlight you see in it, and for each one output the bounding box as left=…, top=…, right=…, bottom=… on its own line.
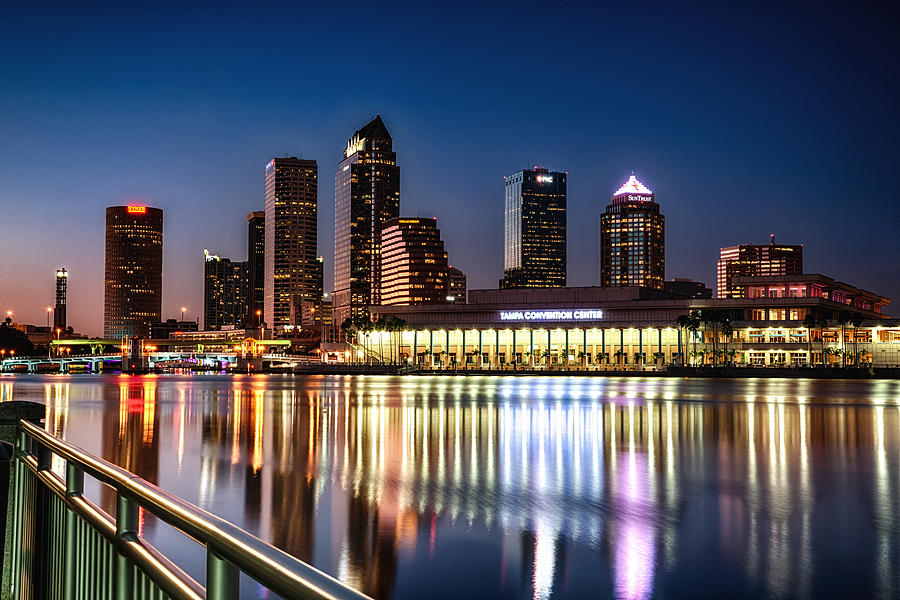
left=181, top=307, right=187, bottom=323
left=46, top=307, right=52, bottom=328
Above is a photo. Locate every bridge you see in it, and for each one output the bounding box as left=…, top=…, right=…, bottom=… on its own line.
left=0, top=337, right=294, bottom=373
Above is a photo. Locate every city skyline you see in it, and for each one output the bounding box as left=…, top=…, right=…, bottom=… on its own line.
left=2, top=3, right=898, bottom=335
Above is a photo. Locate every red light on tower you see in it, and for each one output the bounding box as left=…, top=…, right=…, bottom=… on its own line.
left=127, top=206, right=147, bottom=214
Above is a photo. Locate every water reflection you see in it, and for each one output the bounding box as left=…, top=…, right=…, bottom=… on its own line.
left=7, top=375, right=900, bottom=599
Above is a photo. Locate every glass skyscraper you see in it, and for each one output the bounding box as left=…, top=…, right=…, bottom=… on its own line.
left=203, top=249, right=249, bottom=330
left=264, top=158, right=319, bottom=330
left=333, top=115, right=400, bottom=325
left=104, top=205, right=163, bottom=339
left=501, top=167, right=567, bottom=289
left=599, top=175, right=665, bottom=290
left=246, top=210, right=265, bottom=327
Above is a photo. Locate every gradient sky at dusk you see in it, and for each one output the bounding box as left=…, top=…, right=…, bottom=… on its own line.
left=1, top=1, right=898, bottom=335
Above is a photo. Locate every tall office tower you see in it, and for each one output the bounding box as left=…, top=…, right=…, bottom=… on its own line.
left=500, top=167, right=567, bottom=289
left=447, top=266, right=467, bottom=303
left=264, top=157, right=319, bottom=330
left=247, top=211, right=265, bottom=326
left=54, top=268, right=68, bottom=331
left=600, top=175, right=665, bottom=290
left=203, top=250, right=250, bottom=330
left=333, top=115, right=400, bottom=324
left=104, top=205, right=163, bottom=339
left=380, top=218, right=449, bottom=306
left=716, top=236, right=803, bottom=298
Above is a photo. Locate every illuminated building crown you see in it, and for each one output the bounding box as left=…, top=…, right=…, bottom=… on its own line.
left=614, top=175, right=652, bottom=196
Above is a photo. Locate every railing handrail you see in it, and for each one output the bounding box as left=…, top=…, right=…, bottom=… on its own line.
left=18, top=419, right=371, bottom=600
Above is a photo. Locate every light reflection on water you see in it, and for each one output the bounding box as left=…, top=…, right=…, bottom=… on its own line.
left=4, top=374, right=900, bottom=599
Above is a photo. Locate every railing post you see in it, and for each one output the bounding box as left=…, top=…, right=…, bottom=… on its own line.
left=64, top=462, right=84, bottom=600
left=115, top=492, right=139, bottom=599
left=207, top=544, right=239, bottom=600
left=31, top=440, right=52, bottom=599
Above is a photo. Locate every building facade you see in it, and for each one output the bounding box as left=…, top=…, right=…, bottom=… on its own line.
left=501, top=168, right=567, bottom=289
left=203, top=250, right=249, bottom=330
left=665, top=278, right=712, bottom=299
left=717, top=237, right=803, bottom=298
left=104, top=205, right=163, bottom=339
left=380, top=218, right=449, bottom=306
left=358, top=279, right=896, bottom=368
left=600, top=175, right=665, bottom=290
left=247, top=211, right=265, bottom=327
left=54, top=268, right=67, bottom=332
left=448, top=266, right=467, bottom=303
left=333, top=115, right=400, bottom=325
left=264, top=158, right=320, bottom=330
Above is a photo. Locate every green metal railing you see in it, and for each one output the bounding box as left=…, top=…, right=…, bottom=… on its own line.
left=4, top=420, right=371, bottom=600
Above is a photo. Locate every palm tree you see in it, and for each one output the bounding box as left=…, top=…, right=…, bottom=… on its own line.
left=676, top=311, right=702, bottom=366
left=801, top=314, right=817, bottom=366
left=837, top=311, right=851, bottom=366
left=849, top=314, right=864, bottom=367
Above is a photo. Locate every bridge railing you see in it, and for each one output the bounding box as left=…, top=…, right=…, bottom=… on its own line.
left=5, top=419, right=371, bottom=600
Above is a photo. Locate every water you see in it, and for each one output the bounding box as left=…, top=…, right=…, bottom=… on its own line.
left=3, top=374, right=900, bottom=599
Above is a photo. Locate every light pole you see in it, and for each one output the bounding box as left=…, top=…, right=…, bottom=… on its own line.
left=256, top=310, right=263, bottom=338
left=181, top=306, right=187, bottom=323
left=46, top=306, right=52, bottom=328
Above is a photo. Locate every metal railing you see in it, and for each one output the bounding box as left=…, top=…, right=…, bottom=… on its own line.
left=5, top=420, right=371, bottom=600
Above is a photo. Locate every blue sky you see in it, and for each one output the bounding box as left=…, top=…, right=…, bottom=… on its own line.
left=1, top=1, right=898, bottom=334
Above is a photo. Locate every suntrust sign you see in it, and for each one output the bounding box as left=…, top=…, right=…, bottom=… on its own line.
left=499, top=309, right=603, bottom=322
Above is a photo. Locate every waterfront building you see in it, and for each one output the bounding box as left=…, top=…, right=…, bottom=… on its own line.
left=247, top=211, right=265, bottom=327
left=717, top=236, right=802, bottom=298
left=264, top=158, right=319, bottom=330
left=364, top=277, right=897, bottom=368
left=299, top=299, right=333, bottom=328
left=203, top=250, right=249, bottom=330
left=665, top=278, right=712, bottom=299
left=54, top=268, right=67, bottom=332
left=104, top=205, right=163, bottom=339
left=333, top=115, right=400, bottom=325
left=380, top=217, right=449, bottom=306
left=448, top=266, right=467, bottom=303
left=500, top=167, right=567, bottom=289
left=600, top=175, right=665, bottom=290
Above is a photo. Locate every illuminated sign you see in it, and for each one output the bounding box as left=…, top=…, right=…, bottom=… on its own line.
left=499, top=309, right=603, bottom=322
left=127, top=206, right=147, bottom=214
left=627, top=194, right=651, bottom=201
left=536, top=175, right=553, bottom=183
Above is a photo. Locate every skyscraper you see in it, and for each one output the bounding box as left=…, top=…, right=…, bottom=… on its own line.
left=54, top=268, right=67, bottom=332
left=247, top=211, right=265, bottom=327
left=380, top=217, right=449, bottom=306
left=500, top=167, right=567, bottom=289
left=447, top=266, right=467, bottom=303
left=203, top=250, right=249, bottom=330
left=333, top=115, right=400, bottom=324
left=104, top=205, right=163, bottom=339
left=716, top=236, right=803, bottom=298
left=600, top=175, right=665, bottom=290
left=264, top=158, right=319, bottom=330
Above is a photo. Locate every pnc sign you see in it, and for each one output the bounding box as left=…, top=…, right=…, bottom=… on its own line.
left=499, top=309, right=604, bottom=322
left=127, top=206, right=147, bottom=214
